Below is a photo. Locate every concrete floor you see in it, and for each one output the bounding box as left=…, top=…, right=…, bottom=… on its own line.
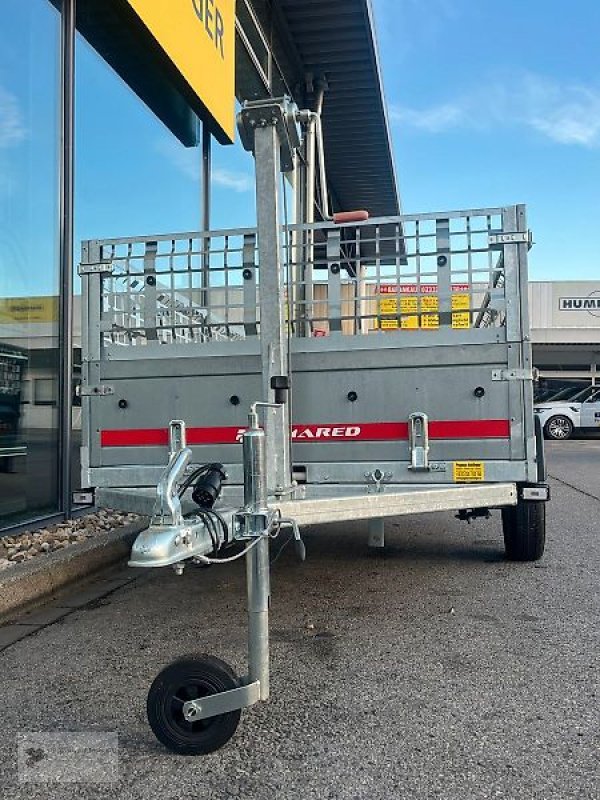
left=0, top=441, right=598, bottom=799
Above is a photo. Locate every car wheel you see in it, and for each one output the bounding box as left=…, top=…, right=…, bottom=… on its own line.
left=544, top=415, right=573, bottom=440
left=502, top=500, right=546, bottom=561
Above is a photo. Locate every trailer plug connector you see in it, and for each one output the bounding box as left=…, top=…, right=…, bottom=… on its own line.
left=192, top=465, right=227, bottom=509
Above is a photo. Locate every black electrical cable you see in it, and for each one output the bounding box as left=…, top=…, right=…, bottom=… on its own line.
left=177, top=465, right=211, bottom=500
left=201, top=507, right=230, bottom=546
left=195, top=509, right=219, bottom=554
left=176, top=462, right=230, bottom=553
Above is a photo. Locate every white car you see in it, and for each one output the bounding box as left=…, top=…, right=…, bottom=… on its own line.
left=534, top=386, right=600, bottom=440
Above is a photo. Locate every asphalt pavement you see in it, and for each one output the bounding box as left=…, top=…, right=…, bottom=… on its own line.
left=0, top=441, right=598, bottom=799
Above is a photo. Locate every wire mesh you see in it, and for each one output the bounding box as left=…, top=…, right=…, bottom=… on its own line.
left=85, top=210, right=509, bottom=348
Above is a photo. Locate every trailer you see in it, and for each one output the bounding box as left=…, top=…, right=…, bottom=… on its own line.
left=79, top=98, right=549, bottom=754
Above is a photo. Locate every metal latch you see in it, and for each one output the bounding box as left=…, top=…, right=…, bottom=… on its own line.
left=408, top=412, right=430, bottom=471
left=488, top=231, right=532, bottom=248
left=491, top=368, right=537, bottom=382
left=76, top=384, right=114, bottom=397
left=78, top=261, right=113, bottom=276
left=168, top=420, right=187, bottom=457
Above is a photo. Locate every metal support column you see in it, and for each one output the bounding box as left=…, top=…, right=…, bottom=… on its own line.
left=58, top=0, right=75, bottom=519
left=253, top=123, right=291, bottom=495
left=246, top=536, right=270, bottom=700
left=201, top=124, right=212, bottom=320
left=202, top=123, right=211, bottom=232
left=368, top=518, right=385, bottom=549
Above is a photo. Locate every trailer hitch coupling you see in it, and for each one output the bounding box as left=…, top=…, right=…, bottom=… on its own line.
left=129, top=421, right=231, bottom=568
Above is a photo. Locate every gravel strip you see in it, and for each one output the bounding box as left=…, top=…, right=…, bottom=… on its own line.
left=0, top=509, right=141, bottom=570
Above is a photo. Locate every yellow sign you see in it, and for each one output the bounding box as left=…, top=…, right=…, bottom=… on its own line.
left=378, top=297, right=398, bottom=315
left=453, top=461, right=485, bottom=482
left=0, top=296, right=58, bottom=323
left=378, top=297, right=418, bottom=314
left=421, top=296, right=439, bottom=312
left=451, top=312, right=471, bottom=329
left=377, top=294, right=472, bottom=331
left=421, top=313, right=439, bottom=329
left=452, top=293, right=470, bottom=310
left=125, top=0, right=236, bottom=143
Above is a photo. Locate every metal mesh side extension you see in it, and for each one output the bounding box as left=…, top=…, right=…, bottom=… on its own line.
left=80, top=208, right=514, bottom=350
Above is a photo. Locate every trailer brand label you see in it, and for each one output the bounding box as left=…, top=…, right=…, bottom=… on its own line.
left=453, top=461, right=485, bottom=482
left=234, top=426, right=362, bottom=442
left=558, top=293, right=600, bottom=318
left=124, top=0, right=236, bottom=142
left=100, top=420, right=510, bottom=447
left=291, top=426, right=361, bottom=440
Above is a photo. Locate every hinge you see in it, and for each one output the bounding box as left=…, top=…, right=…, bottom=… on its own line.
left=78, top=261, right=113, bottom=276
left=488, top=231, right=532, bottom=248
left=491, top=368, right=537, bottom=382
left=76, top=384, right=114, bottom=397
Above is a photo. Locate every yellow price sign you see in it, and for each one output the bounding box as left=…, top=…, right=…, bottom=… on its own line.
left=378, top=297, right=398, bottom=314
left=453, top=461, right=485, bottom=482
left=380, top=296, right=419, bottom=314
left=421, top=313, right=439, bottom=329
left=420, top=295, right=439, bottom=312
left=452, top=312, right=471, bottom=329
left=401, top=297, right=418, bottom=313
left=401, top=315, right=419, bottom=329
left=452, top=293, right=470, bottom=310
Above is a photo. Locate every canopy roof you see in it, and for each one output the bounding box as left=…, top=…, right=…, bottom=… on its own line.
left=72, top=0, right=400, bottom=216
left=276, top=0, right=400, bottom=216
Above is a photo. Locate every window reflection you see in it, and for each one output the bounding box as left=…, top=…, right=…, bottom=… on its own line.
left=0, top=0, right=61, bottom=526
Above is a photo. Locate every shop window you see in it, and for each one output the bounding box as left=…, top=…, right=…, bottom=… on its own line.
left=0, top=0, right=61, bottom=526
left=34, top=378, right=58, bottom=407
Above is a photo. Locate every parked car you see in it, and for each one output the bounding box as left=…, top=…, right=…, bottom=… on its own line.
left=535, top=385, right=600, bottom=440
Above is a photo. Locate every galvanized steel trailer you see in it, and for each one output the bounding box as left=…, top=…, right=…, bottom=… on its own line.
left=79, top=98, right=548, bottom=754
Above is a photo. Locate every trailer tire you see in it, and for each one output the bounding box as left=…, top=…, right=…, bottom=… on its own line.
left=501, top=500, right=545, bottom=562
left=147, top=654, right=241, bottom=755
left=544, top=415, right=573, bottom=440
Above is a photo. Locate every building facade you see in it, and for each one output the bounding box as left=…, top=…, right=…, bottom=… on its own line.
left=530, top=281, right=600, bottom=394
left=0, top=0, right=398, bottom=532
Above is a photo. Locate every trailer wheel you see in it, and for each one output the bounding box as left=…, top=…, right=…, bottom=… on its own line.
left=147, top=654, right=241, bottom=755
left=544, top=415, right=573, bottom=440
left=501, top=500, right=545, bottom=562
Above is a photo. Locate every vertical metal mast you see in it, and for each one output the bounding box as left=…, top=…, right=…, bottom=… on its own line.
left=238, top=99, right=301, bottom=496
left=253, top=123, right=289, bottom=494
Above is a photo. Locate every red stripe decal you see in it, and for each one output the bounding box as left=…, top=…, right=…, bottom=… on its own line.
left=100, top=419, right=510, bottom=447
left=100, top=427, right=240, bottom=448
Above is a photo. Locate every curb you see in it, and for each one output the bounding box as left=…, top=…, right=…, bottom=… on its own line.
left=0, top=519, right=148, bottom=621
